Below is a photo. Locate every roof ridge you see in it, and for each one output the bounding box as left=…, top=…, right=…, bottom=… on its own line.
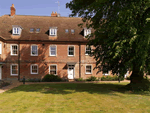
left=1, top=14, right=82, bottom=19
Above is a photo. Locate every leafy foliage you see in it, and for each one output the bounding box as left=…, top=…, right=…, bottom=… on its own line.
left=86, top=76, right=97, bottom=81
left=42, top=74, right=62, bottom=82
left=101, top=75, right=124, bottom=81
left=66, top=0, right=150, bottom=84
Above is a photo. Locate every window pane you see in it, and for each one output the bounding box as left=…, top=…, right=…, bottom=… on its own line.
left=51, top=51, right=56, bottom=55
left=69, top=52, right=73, bottom=55
left=51, top=46, right=56, bottom=50
left=32, top=46, right=38, bottom=55
left=50, top=66, right=56, bottom=70
left=69, top=47, right=74, bottom=50
left=50, top=71, right=56, bottom=74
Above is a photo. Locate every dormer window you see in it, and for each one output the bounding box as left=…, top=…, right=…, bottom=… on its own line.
left=65, top=29, right=69, bottom=33
left=84, top=28, right=91, bottom=37
left=36, top=28, right=40, bottom=33
left=49, top=27, right=57, bottom=36
left=12, top=25, right=22, bottom=35
left=13, top=27, right=20, bottom=35
left=30, top=28, right=34, bottom=33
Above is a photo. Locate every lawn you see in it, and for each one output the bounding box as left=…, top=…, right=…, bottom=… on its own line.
left=0, top=83, right=150, bottom=113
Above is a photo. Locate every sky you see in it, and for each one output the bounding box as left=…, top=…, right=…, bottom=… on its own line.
left=0, top=0, right=73, bottom=17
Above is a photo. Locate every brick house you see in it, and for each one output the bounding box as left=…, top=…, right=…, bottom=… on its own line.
left=0, top=4, right=129, bottom=81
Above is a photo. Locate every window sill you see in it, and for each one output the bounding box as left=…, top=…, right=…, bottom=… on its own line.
left=11, top=54, right=18, bottom=56
left=11, top=74, right=18, bottom=76
left=49, top=55, right=57, bottom=57
left=31, top=55, right=38, bottom=56
left=31, top=73, right=38, bottom=75
left=85, top=73, right=92, bottom=75
left=68, top=55, right=75, bottom=57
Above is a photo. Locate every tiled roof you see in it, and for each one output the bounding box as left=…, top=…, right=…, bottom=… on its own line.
left=0, top=15, right=88, bottom=42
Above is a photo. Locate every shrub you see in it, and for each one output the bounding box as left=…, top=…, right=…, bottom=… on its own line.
left=86, top=76, right=97, bottom=81
left=42, top=74, right=62, bottom=82
left=101, top=75, right=124, bottom=81
left=75, top=78, right=86, bottom=81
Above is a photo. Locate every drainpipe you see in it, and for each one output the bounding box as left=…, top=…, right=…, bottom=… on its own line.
left=18, top=42, right=20, bottom=81
left=79, top=43, right=81, bottom=78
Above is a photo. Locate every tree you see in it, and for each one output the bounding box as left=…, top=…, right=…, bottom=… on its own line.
left=66, top=0, right=150, bottom=90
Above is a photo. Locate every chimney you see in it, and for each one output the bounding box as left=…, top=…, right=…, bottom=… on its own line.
left=10, top=4, right=16, bottom=16
left=51, top=11, right=58, bottom=17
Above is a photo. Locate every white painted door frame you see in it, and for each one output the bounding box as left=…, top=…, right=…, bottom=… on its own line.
left=68, top=65, right=74, bottom=79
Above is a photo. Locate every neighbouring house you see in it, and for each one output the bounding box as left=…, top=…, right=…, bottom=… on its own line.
left=0, top=4, right=130, bottom=81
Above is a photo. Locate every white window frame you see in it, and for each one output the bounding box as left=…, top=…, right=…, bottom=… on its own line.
left=68, top=45, right=75, bottom=56
left=10, top=44, right=18, bottom=56
left=85, top=46, right=91, bottom=55
left=84, top=29, right=91, bottom=37
left=10, top=64, right=18, bottom=76
left=49, top=28, right=57, bottom=36
left=0, top=43, right=2, bottom=54
left=30, top=64, right=38, bottom=74
left=85, top=64, right=92, bottom=74
left=31, top=45, right=38, bottom=56
left=49, top=64, right=57, bottom=75
left=49, top=45, right=57, bottom=56
left=13, top=27, right=21, bottom=35
left=103, top=71, right=110, bottom=76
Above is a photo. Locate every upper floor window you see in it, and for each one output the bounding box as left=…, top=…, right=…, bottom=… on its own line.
left=31, top=64, right=38, bottom=74
left=71, top=29, right=75, bottom=34
left=31, top=45, right=38, bottom=56
left=50, top=45, right=56, bottom=56
left=84, top=29, right=91, bottom=37
left=85, top=65, right=92, bottom=74
left=30, top=28, right=34, bottom=33
left=85, top=46, right=91, bottom=55
left=49, top=27, right=57, bottom=36
left=68, top=46, right=74, bottom=56
left=11, top=64, right=18, bottom=76
left=11, top=44, right=18, bottom=55
left=36, top=28, right=40, bottom=33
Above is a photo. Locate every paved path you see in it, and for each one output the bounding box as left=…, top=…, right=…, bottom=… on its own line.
left=0, top=80, right=130, bottom=94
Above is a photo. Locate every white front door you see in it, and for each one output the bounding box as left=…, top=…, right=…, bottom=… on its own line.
left=0, top=66, right=2, bottom=80
left=68, top=65, right=74, bottom=79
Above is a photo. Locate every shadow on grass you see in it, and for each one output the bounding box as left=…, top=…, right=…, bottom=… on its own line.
left=4, top=83, right=140, bottom=95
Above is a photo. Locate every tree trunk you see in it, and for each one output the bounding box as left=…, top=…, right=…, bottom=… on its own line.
left=130, top=66, right=144, bottom=84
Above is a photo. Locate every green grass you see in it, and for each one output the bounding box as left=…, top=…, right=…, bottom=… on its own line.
left=0, top=83, right=150, bottom=113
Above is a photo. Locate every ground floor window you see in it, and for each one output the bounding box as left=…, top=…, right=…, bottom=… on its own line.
left=103, top=70, right=109, bottom=75
left=11, top=64, right=18, bottom=75
left=49, top=65, right=57, bottom=75
left=31, top=64, right=38, bottom=74
left=85, top=65, right=92, bottom=74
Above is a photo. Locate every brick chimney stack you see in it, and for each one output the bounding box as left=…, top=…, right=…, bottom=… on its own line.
left=51, top=11, right=58, bottom=17
left=10, top=4, right=16, bottom=16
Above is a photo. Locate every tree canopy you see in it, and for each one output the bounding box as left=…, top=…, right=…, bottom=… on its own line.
left=66, top=0, right=150, bottom=85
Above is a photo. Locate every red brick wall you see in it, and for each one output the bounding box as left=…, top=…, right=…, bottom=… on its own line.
left=0, top=42, right=130, bottom=80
